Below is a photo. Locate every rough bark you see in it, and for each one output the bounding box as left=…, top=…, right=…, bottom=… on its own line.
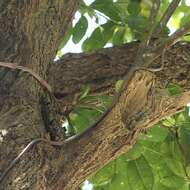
left=47, top=42, right=190, bottom=189
left=49, top=42, right=190, bottom=113
left=0, top=1, right=190, bottom=190
left=0, top=1, right=79, bottom=189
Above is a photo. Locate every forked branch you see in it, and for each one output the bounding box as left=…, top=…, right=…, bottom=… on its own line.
left=150, top=20, right=190, bottom=64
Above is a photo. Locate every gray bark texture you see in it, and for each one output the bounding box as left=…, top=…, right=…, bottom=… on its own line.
left=0, top=1, right=190, bottom=190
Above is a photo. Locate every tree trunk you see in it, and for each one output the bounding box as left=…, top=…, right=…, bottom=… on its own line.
left=0, top=1, right=79, bottom=189
left=0, top=1, right=190, bottom=190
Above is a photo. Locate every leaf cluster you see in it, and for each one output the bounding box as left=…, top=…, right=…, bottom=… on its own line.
left=58, top=0, right=190, bottom=55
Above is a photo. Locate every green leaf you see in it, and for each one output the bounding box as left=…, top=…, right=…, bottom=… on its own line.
left=69, top=111, right=89, bottom=133
left=140, top=140, right=164, bottom=166
left=115, top=155, right=128, bottom=174
left=153, top=182, right=188, bottom=190
left=72, top=15, right=88, bottom=44
left=166, top=83, right=183, bottom=96
left=112, top=27, right=126, bottom=45
left=115, top=80, right=123, bottom=93
left=82, top=27, right=106, bottom=51
left=159, top=169, right=185, bottom=188
left=93, top=185, right=109, bottom=190
left=175, top=109, right=190, bottom=126
left=165, top=158, right=186, bottom=177
left=89, top=161, right=115, bottom=186
left=186, top=165, right=190, bottom=177
left=70, top=107, right=102, bottom=133
left=101, top=21, right=116, bottom=42
left=180, top=13, right=190, bottom=27
left=178, top=125, right=190, bottom=163
left=126, top=155, right=154, bottom=190
left=128, top=1, right=141, bottom=16
left=79, top=86, right=90, bottom=101
left=57, top=23, right=72, bottom=51
left=162, top=116, right=176, bottom=127
left=115, top=0, right=129, bottom=23
left=146, top=125, right=169, bottom=142
left=179, top=183, right=190, bottom=190
left=79, top=94, right=112, bottom=111
left=125, top=143, right=142, bottom=161
left=159, top=26, right=170, bottom=39
left=160, top=137, right=184, bottom=163
left=176, top=113, right=186, bottom=125
left=79, top=1, right=96, bottom=16
left=90, top=0, right=121, bottom=21
left=109, top=173, right=130, bottom=190
left=127, top=15, right=148, bottom=38
left=153, top=182, right=175, bottom=190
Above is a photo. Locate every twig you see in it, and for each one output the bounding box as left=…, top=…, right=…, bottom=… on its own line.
left=135, top=0, right=161, bottom=65
left=145, top=0, right=161, bottom=46
left=155, top=0, right=181, bottom=35
left=164, top=21, right=190, bottom=47
left=0, top=139, right=42, bottom=184
left=150, top=21, right=190, bottom=64
left=149, top=0, right=161, bottom=24
left=0, top=62, right=52, bottom=95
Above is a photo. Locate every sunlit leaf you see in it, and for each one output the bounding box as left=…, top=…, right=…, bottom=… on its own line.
left=89, top=161, right=115, bottom=186
left=70, top=107, right=102, bottom=133
left=115, top=80, right=123, bottom=93
left=126, top=156, right=154, bottom=190
left=145, top=125, right=169, bottom=142
left=125, top=143, right=142, bottom=161
left=159, top=166, right=185, bottom=188
left=165, top=158, right=186, bottom=177
left=79, top=86, right=90, bottom=101
left=162, top=116, right=176, bottom=127
left=112, top=27, right=126, bottom=45
left=109, top=173, right=130, bottom=190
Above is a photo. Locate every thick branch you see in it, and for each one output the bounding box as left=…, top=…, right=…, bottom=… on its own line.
left=52, top=70, right=190, bottom=189
left=0, top=1, right=80, bottom=189
left=48, top=42, right=190, bottom=112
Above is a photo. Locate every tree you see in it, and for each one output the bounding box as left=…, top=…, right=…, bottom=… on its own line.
left=0, top=0, right=190, bottom=189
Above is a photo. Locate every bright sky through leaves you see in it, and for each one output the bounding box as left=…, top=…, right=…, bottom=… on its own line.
left=60, top=0, right=190, bottom=56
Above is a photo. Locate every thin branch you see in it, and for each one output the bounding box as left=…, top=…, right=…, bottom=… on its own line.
left=143, top=20, right=190, bottom=67
left=145, top=0, right=161, bottom=46
left=155, top=0, right=181, bottom=35
left=0, top=62, right=52, bottom=94
left=149, top=0, right=161, bottom=29
left=154, top=21, right=190, bottom=56
left=165, top=21, right=190, bottom=46
left=135, top=0, right=161, bottom=65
